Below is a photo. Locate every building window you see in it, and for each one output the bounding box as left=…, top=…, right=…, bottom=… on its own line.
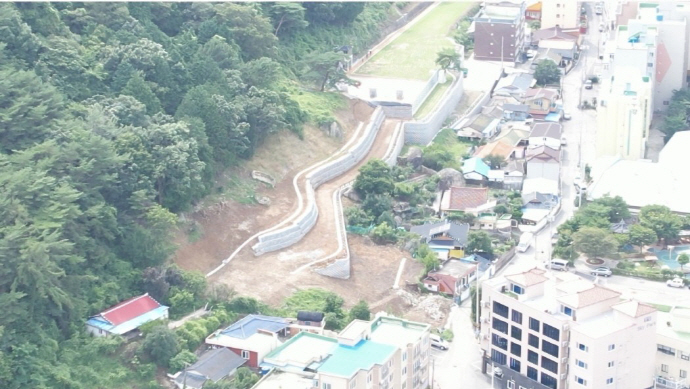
left=662, top=364, right=669, bottom=373
left=575, top=376, right=587, bottom=385
left=511, top=310, right=523, bottom=324
left=576, top=359, right=588, bottom=369
left=511, top=326, right=522, bottom=341
left=512, top=284, right=525, bottom=295
left=528, top=350, right=538, bottom=364
left=350, top=380, right=357, bottom=389
left=491, top=349, right=507, bottom=365
left=608, top=361, right=614, bottom=368
left=367, top=373, right=372, bottom=383
left=664, top=101, right=670, bottom=105
left=402, top=366, right=407, bottom=375
left=543, top=324, right=560, bottom=341
left=681, top=352, right=690, bottom=361
left=608, top=344, right=615, bottom=351
left=556, top=14, right=560, bottom=18
left=510, top=358, right=521, bottom=372
left=658, top=345, right=676, bottom=356
left=527, top=367, right=538, bottom=381
left=402, top=351, right=407, bottom=361
left=494, top=302, right=509, bottom=318
left=508, top=381, right=515, bottom=389
left=511, top=342, right=522, bottom=357
left=528, top=334, right=539, bottom=348
left=557, top=3, right=561, bottom=7
left=492, top=334, right=508, bottom=350
left=681, top=370, right=688, bottom=379
left=542, top=340, right=559, bottom=357
left=529, top=318, right=540, bottom=332
left=541, top=356, right=558, bottom=374
left=323, top=384, right=332, bottom=389
left=647, top=63, right=653, bottom=67
left=607, top=378, right=614, bottom=385
left=560, top=305, right=574, bottom=317
left=577, top=343, right=588, bottom=352
left=541, top=372, right=557, bottom=389
left=645, top=316, right=652, bottom=322
left=493, top=318, right=509, bottom=334
left=241, top=350, right=250, bottom=359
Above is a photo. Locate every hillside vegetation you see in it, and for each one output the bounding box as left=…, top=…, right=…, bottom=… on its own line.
left=0, top=2, right=397, bottom=387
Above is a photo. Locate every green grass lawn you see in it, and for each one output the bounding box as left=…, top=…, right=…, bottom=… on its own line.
left=426, top=128, right=471, bottom=170
left=414, top=79, right=452, bottom=119
left=356, top=2, right=473, bottom=80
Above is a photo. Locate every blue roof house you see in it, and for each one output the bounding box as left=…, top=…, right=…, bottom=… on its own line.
left=462, top=157, right=491, bottom=181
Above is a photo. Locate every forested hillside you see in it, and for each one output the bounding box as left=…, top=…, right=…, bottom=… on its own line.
left=0, top=2, right=397, bottom=387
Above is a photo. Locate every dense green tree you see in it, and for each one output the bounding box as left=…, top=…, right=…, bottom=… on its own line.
left=627, top=224, right=657, bottom=252
left=303, top=3, right=365, bottom=25
left=575, top=203, right=614, bottom=229
left=678, top=253, right=690, bottom=271
left=270, top=3, right=308, bottom=36
left=240, top=57, right=282, bottom=89
left=354, top=159, right=395, bottom=197
left=362, top=194, right=393, bottom=220
left=121, top=71, right=162, bottom=114
left=484, top=154, right=505, bottom=169
left=0, top=4, right=42, bottom=65
left=142, top=326, right=180, bottom=367
left=573, top=227, right=618, bottom=259
left=590, top=195, right=630, bottom=222
left=345, top=206, right=374, bottom=227
left=215, top=3, right=277, bottom=60
left=534, top=60, right=561, bottom=85
left=198, top=35, right=242, bottom=70
left=349, top=300, right=372, bottom=321
left=300, top=51, right=349, bottom=91
left=371, top=222, right=397, bottom=244
left=467, top=231, right=494, bottom=254
left=169, top=350, right=197, bottom=371
left=435, top=47, right=462, bottom=75
left=639, top=205, right=682, bottom=245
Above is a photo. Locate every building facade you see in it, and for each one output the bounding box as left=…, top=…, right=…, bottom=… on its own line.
left=479, top=267, right=657, bottom=389
left=540, top=0, right=579, bottom=30
left=655, top=307, right=690, bottom=389
left=474, top=0, right=527, bottom=62
left=596, top=68, right=652, bottom=160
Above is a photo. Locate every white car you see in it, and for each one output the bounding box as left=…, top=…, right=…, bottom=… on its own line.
left=430, top=334, right=450, bottom=350
left=666, top=278, right=686, bottom=288
left=590, top=267, right=612, bottom=277
left=563, top=111, right=572, bottom=120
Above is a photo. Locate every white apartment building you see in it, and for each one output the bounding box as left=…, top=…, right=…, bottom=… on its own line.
left=541, top=0, right=579, bottom=29
left=596, top=67, right=652, bottom=160
left=480, top=267, right=657, bottom=389
left=655, top=307, right=690, bottom=389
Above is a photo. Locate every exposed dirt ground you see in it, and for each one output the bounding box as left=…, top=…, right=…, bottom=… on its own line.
left=172, top=99, right=373, bottom=273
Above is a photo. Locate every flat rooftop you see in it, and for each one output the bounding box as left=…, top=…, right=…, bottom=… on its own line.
left=370, top=316, right=429, bottom=349
left=318, top=340, right=396, bottom=378
left=657, top=309, right=690, bottom=343
left=253, top=370, right=315, bottom=389
left=436, top=259, right=477, bottom=279
left=263, top=332, right=337, bottom=367
left=575, top=311, right=632, bottom=339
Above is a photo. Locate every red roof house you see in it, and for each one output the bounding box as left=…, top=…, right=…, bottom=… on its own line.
left=440, top=187, right=496, bottom=215
left=86, top=294, right=169, bottom=337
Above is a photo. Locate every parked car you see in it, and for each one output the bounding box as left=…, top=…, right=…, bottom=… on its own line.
left=526, top=49, right=537, bottom=59
left=546, top=259, right=569, bottom=271
left=563, top=110, right=572, bottom=120
left=666, top=278, right=686, bottom=288
left=591, top=267, right=612, bottom=277
left=561, top=137, right=567, bottom=146
left=551, top=233, right=559, bottom=246
left=585, top=80, right=593, bottom=89
left=430, top=334, right=450, bottom=350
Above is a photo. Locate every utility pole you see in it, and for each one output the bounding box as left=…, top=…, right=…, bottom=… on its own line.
left=501, top=36, right=504, bottom=73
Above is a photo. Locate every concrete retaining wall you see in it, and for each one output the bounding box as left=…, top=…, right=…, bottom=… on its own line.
left=382, top=122, right=405, bottom=167
left=404, top=73, right=465, bottom=145
left=251, top=108, right=385, bottom=255
left=380, top=104, right=413, bottom=119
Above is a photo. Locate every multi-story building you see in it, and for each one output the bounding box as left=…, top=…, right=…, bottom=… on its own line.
left=259, top=314, right=431, bottom=389
left=479, top=267, right=657, bottom=389
left=474, top=0, right=527, bottom=62
left=541, top=0, right=579, bottom=29
left=596, top=67, right=653, bottom=160
left=655, top=307, right=690, bottom=389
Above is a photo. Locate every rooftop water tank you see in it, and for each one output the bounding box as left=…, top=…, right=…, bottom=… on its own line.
left=657, top=14, right=664, bottom=21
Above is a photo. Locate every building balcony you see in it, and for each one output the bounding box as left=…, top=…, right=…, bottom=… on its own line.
left=655, top=376, right=688, bottom=389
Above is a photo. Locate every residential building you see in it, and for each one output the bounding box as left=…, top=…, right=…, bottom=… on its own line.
left=502, top=160, right=526, bottom=190
left=525, top=1, right=542, bottom=22
left=462, top=157, right=492, bottom=181
left=525, top=145, right=560, bottom=181
left=460, top=113, right=501, bottom=139
left=529, top=123, right=562, bottom=150
left=423, top=258, right=477, bottom=299
left=475, top=140, right=516, bottom=160
left=474, top=212, right=514, bottom=231
left=260, top=314, right=431, bottom=389
left=541, top=0, right=579, bottom=29
left=170, top=348, right=246, bottom=389
left=588, top=130, right=690, bottom=214
left=474, top=0, right=527, bottom=62
left=655, top=307, right=690, bottom=389
left=410, top=220, right=469, bottom=260
left=521, top=177, right=559, bottom=213
left=522, top=88, right=560, bottom=120
left=493, top=72, right=535, bottom=98
left=475, top=124, right=530, bottom=160
left=206, top=315, right=289, bottom=368
left=530, top=26, right=580, bottom=47
left=502, top=103, right=530, bottom=121
left=288, top=311, right=326, bottom=336
left=440, top=186, right=497, bottom=215
left=480, top=267, right=657, bottom=389
left=596, top=67, right=652, bottom=160
left=86, top=293, right=169, bottom=337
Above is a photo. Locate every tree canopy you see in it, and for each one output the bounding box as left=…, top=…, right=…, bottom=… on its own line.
left=534, top=60, right=561, bottom=85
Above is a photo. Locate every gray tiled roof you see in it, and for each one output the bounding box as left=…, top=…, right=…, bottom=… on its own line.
left=410, top=221, right=470, bottom=246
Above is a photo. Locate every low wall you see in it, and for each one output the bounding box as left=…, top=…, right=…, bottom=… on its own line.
left=251, top=108, right=385, bottom=255
left=379, top=103, right=414, bottom=119
left=411, top=70, right=442, bottom=116
left=494, top=247, right=517, bottom=273
left=382, top=122, right=405, bottom=167
left=404, top=73, right=465, bottom=145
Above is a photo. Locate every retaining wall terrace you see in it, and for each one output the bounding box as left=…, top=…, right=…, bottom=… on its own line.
left=251, top=108, right=385, bottom=255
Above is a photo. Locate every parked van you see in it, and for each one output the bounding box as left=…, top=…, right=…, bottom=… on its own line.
left=517, top=232, right=534, bottom=253
left=547, top=259, right=569, bottom=271
left=430, top=334, right=450, bottom=350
